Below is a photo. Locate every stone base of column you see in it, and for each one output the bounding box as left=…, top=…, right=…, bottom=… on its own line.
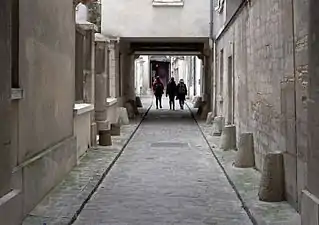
left=196, top=101, right=209, bottom=120
left=301, top=190, right=319, bottom=225
left=110, top=123, right=121, bottom=136
left=194, top=97, right=202, bottom=108
left=119, top=107, right=130, bottom=125
left=91, top=122, right=97, bottom=147
left=234, top=133, right=255, bottom=168
left=96, top=120, right=110, bottom=131
left=258, top=152, right=284, bottom=202
left=212, top=116, right=224, bottom=136
left=136, top=96, right=143, bottom=108
left=99, top=130, right=112, bottom=146
left=125, top=100, right=139, bottom=119
left=220, top=125, right=236, bottom=150
left=206, top=112, right=214, bottom=124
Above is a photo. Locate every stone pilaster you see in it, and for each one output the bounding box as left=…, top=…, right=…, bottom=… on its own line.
left=76, top=22, right=98, bottom=146
left=94, top=33, right=110, bottom=133
left=77, top=22, right=97, bottom=104
left=108, top=39, right=120, bottom=98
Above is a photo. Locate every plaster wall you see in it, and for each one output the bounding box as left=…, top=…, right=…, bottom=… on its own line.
left=101, top=0, right=210, bottom=38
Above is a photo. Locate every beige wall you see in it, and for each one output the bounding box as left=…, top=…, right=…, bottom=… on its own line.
left=101, top=0, right=210, bottom=38
left=214, top=0, right=307, bottom=209
left=18, top=0, right=75, bottom=162
left=6, top=0, right=77, bottom=222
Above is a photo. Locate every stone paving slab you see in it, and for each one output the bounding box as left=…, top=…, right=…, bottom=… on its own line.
left=188, top=104, right=301, bottom=225
left=23, top=97, right=153, bottom=225
left=73, top=100, right=253, bottom=225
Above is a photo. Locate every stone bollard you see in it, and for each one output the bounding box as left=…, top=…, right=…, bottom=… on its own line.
left=197, top=101, right=206, bottom=117
left=258, top=152, right=285, bottom=202
left=212, top=116, right=224, bottom=136
left=110, top=122, right=121, bottom=136
left=119, top=107, right=130, bottom=125
left=99, top=130, right=112, bottom=146
left=206, top=112, right=214, bottom=124
left=125, top=101, right=135, bottom=119
left=234, top=133, right=255, bottom=168
left=220, top=125, right=236, bottom=150
left=194, top=97, right=202, bottom=108
left=136, top=96, right=143, bottom=108
left=200, top=103, right=210, bottom=120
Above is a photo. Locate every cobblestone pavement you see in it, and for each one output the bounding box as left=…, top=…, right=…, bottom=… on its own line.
left=73, top=99, right=252, bottom=225
left=192, top=116, right=301, bottom=225
left=23, top=97, right=153, bottom=225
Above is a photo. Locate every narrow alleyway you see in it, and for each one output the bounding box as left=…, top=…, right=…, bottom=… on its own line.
left=73, top=100, right=252, bottom=225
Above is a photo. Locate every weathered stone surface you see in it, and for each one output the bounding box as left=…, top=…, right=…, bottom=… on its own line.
left=73, top=102, right=252, bottom=225
left=118, top=107, right=130, bottom=125
left=301, top=190, right=319, bottom=225
left=212, top=116, right=224, bottom=136
left=124, top=101, right=135, bottom=119
left=99, top=130, right=112, bottom=146
left=206, top=112, right=214, bottom=124
left=125, top=100, right=139, bottom=119
left=110, top=122, right=121, bottom=136
left=23, top=137, right=77, bottom=215
left=0, top=190, right=23, bottom=225
left=200, top=102, right=210, bottom=120
left=0, top=0, right=12, bottom=200
left=91, top=122, right=98, bottom=147
left=220, top=125, right=236, bottom=151
left=22, top=98, right=153, bottom=225
left=235, top=133, right=255, bottom=168
left=259, top=152, right=285, bottom=202
left=73, top=105, right=94, bottom=159
left=193, top=96, right=202, bottom=108
left=136, top=96, right=143, bottom=108
left=197, top=116, right=301, bottom=225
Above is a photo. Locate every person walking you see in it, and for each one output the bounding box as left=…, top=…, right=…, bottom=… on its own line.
left=176, top=79, right=187, bottom=110
left=152, top=76, right=164, bottom=109
left=166, top=77, right=177, bottom=110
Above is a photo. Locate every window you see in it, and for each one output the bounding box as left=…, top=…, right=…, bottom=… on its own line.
left=152, top=0, right=184, bottom=6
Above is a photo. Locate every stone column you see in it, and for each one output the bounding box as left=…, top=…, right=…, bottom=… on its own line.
left=77, top=22, right=98, bottom=146
left=94, top=34, right=109, bottom=135
left=77, top=22, right=97, bottom=104
left=302, top=0, right=319, bottom=224
left=108, top=39, right=120, bottom=98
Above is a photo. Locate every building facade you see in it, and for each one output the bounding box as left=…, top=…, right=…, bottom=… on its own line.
left=212, top=0, right=319, bottom=224
left=101, top=0, right=213, bottom=108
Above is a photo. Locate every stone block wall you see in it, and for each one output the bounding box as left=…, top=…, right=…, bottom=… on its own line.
left=213, top=0, right=308, bottom=209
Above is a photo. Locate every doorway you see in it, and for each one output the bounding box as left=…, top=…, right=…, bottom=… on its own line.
left=150, top=61, right=170, bottom=88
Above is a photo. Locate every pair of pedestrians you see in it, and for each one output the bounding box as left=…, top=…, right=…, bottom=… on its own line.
left=152, top=76, right=187, bottom=110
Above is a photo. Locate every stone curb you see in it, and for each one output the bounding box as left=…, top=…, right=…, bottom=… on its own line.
left=187, top=102, right=300, bottom=225
left=186, top=102, right=257, bottom=225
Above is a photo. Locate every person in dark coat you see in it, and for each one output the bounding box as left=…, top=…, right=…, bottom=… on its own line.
left=166, top=77, right=177, bottom=110
left=152, top=76, right=164, bottom=109
left=176, top=79, right=187, bottom=110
